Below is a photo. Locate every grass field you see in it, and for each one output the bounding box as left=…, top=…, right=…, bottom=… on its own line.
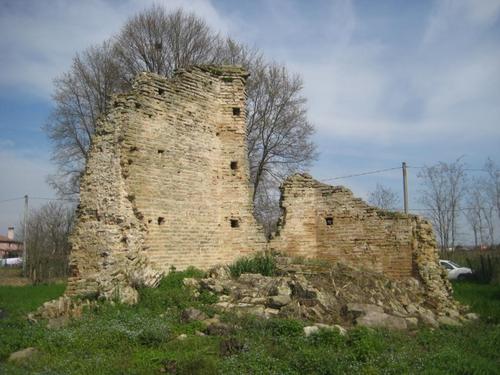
left=1, top=270, right=499, bottom=374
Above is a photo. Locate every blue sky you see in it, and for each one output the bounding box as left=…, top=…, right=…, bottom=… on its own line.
left=1, top=0, right=499, bottom=242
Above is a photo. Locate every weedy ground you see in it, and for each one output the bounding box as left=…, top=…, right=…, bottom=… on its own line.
left=0, top=266, right=499, bottom=375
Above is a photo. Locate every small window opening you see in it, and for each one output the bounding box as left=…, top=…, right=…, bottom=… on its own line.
left=325, top=217, right=333, bottom=226
left=130, top=146, right=138, bottom=152
left=135, top=102, right=141, bottom=109
left=230, top=219, right=240, bottom=228
left=230, top=161, right=238, bottom=170
left=232, top=107, right=241, bottom=116
left=158, top=88, right=165, bottom=95
left=158, top=149, right=164, bottom=155
left=158, top=217, right=165, bottom=225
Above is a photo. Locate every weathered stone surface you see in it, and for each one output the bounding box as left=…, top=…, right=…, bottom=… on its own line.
left=303, top=325, right=320, bottom=337
left=204, top=322, right=234, bottom=336
left=405, top=317, right=419, bottom=330
left=356, top=311, right=408, bottom=330
left=419, top=312, right=439, bottom=328
left=267, top=294, right=292, bottom=308
left=192, top=259, right=465, bottom=330
left=180, top=308, right=207, bottom=323
left=465, top=312, right=479, bottom=321
left=66, top=66, right=266, bottom=303
left=8, top=347, right=38, bottom=363
left=437, top=315, right=462, bottom=327
left=42, top=64, right=460, bottom=326
left=346, top=303, right=384, bottom=316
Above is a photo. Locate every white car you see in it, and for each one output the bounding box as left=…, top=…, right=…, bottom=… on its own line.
left=439, top=259, right=473, bottom=280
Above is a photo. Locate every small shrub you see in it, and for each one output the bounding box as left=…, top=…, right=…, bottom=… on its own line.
left=228, top=252, right=277, bottom=277
left=265, top=318, right=304, bottom=337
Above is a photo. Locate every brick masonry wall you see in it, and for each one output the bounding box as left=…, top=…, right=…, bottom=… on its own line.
left=67, top=66, right=266, bottom=302
left=65, top=66, right=452, bottom=308
left=269, top=174, right=447, bottom=282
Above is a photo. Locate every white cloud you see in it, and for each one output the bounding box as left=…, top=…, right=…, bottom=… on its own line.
left=424, top=0, right=500, bottom=43
left=0, top=0, right=228, bottom=99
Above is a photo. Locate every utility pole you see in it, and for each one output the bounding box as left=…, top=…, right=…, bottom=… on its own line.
left=23, top=195, right=28, bottom=276
left=402, top=162, right=408, bottom=214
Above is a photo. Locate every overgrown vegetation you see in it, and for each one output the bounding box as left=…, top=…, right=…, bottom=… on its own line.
left=1, top=271, right=499, bottom=374
left=228, top=252, right=278, bottom=278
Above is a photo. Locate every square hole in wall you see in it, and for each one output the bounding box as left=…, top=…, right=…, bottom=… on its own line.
left=230, top=219, right=240, bottom=228
left=158, top=149, right=165, bottom=155
left=158, top=88, right=165, bottom=95
left=230, top=161, right=238, bottom=170
left=232, top=107, right=241, bottom=116
left=325, top=217, right=333, bottom=226
left=158, top=217, right=165, bottom=225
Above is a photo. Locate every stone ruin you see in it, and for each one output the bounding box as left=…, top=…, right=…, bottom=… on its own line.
left=37, top=65, right=467, bottom=328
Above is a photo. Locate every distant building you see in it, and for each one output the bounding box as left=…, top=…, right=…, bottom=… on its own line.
left=0, top=227, right=23, bottom=259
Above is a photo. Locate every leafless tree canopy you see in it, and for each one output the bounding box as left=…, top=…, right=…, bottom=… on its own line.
left=17, top=202, right=74, bottom=283
left=115, top=7, right=223, bottom=81
left=44, top=6, right=317, bottom=230
left=45, top=41, right=123, bottom=196
left=247, top=63, right=317, bottom=201
left=484, top=158, right=500, bottom=222
left=418, top=159, right=467, bottom=250
left=368, top=183, right=400, bottom=210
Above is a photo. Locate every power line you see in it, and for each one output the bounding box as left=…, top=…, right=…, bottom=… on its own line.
left=0, top=196, right=77, bottom=205
left=407, top=165, right=488, bottom=172
left=321, top=167, right=400, bottom=181
left=30, top=197, right=77, bottom=202
left=0, top=197, right=24, bottom=204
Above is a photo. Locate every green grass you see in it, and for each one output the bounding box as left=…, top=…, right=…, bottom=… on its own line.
left=0, top=283, right=66, bottom=319
left=228, top=252, right=277, bottom=277
left=1, top=273, right=499, bottom=374
left=453, top=281, right=500, bottom=323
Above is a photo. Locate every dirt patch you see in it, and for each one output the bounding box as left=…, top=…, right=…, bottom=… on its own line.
left=0, top=267, right=31, bottom=286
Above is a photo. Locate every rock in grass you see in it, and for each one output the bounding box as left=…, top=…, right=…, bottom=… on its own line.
left=204, top=322, right=234, bottom=336
left=356, top=311, right=407, bottom=330
left=180, top=307, right=207, bottom=323
left=266, top=294, right=292, bottom=308
left=314, top=323, right=347, bottom=336
left=465, top=312, right=479, bottom=321
left=437, top=316, right=462, bottom=327
left=8, top=347, right=38, bottom=363
left=220, top=338, right=247, bottom=356
left=303, top=325, right=320, bottom=336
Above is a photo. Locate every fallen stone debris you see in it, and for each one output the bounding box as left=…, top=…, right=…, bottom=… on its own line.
left=183, top=258, right=474, bottom=331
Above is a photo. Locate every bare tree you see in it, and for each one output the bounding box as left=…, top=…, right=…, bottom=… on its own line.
left=44, top=40, right=123, bottom=196
left=253, top=177, right=282, bottom=237
left=484, top=158, right=500, bottom=221
left=418, top=159, right=467, bottom=250
left=44, top=6, right=317, bottom=231
left=465, top=180, right=487, bottom=247
left=114, top=7, right=223, bottom=82
left=368, top=183, right=400, bottom=210
left=246, top=63, right=317, bottom=201
left=17, top=202, right=74, bottom=283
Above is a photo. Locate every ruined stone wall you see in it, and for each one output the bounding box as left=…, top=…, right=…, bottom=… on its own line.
left=67, top=66, right=266, bottom=302
left=269, top=174, right=442, bottom=280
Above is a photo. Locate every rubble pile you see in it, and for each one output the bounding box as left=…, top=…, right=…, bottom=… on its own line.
left=184, top=258, right=473, bottom=330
